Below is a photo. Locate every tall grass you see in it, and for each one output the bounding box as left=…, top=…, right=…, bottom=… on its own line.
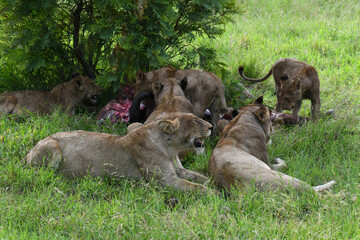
left=1, top=0, right=360, bottom=238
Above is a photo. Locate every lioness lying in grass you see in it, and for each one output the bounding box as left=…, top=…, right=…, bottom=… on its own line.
left=25, top=112, right=214, bottom=194
left=0, top=73, right=102, bottom=116
left=208, top=98, right=335, bottom=194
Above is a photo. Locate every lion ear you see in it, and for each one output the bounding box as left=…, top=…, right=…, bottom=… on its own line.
left=180, top=77, right=187, bottom=90
left=158, top=118, right=180, bottom=134
left=255, top=107, right=269, bottom=123
left=281, top=73, right=289, bottom=82
left=253, top=95, right=263, bottom=104
left=71, top=72, right=81, bottom=79
left=152, top=82, right=164, bottom=96
left=72, top=77, right=84, bottom=90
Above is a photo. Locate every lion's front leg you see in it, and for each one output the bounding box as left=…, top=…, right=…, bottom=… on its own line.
left=163, top=172, right=215, bottom=194
left=171, top=156, right=208, bottom=183
left=176, top=168, right=209, bottom=184
left=147, top=160, right=215, bottom=194
left=311, top=96, right=321, bottom=119
left=291, top=101, right=302, bottom=119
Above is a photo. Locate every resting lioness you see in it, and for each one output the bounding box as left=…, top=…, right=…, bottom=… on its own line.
left=0, top=73, right=102, bottom=116
left=238, top=58, right=320, bottom=119
left=208, top=100, right=335, bottom=194
left=132, top=66, right=228, bottom=134
left=25, top=112, right=214, bottom=194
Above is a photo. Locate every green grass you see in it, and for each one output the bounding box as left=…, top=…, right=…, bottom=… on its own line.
left=1, top=0, right=360, bottom=238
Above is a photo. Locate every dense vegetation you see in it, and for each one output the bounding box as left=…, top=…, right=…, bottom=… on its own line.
left=1, top=0, right=360, bottom=238
left=0, top=0, right=239, bottom=91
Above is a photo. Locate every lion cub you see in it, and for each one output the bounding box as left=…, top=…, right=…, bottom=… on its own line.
left=25, top=112, right=214, bottom=194
left=208, top=98, right=335, bottom=194
left=239, top=58, right=320, bottom=119
left=0, top=73, right=102, bottom=116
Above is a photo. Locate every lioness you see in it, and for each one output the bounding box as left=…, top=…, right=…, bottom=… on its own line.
left=25, top=112, right=214, bottom=194
left=127, top=77, right=193, bottom=133
left=0, top=73, right=102, bottom=116
left=238, top=58, right=320, bottom=119
left=208, top=100, right=335, bottom=194
left=139, top=77, right=192, bottom=123
left=132, top=66, right=228, bottom=134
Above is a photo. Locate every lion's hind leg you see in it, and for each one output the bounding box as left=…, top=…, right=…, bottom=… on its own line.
left=25, top=137, right=63, bottom=170
left=0, top=95, right=17, bottom=115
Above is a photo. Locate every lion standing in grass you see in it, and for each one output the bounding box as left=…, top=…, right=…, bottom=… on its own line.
left=239, top=58, right=321, bottom=119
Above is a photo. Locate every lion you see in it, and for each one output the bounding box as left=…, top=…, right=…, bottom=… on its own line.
left=216, top=100, right=310, bottom=134
left=137, top=77, right=192, bottom=123
left=0, top=73, right=102, bottom=116
left=132, top=66, right=228, bottom=134
left=127, top=77, right=193, bottom=133
left=25, top=112, right=215, bottom=194
left=208, top=98, right=335, bottom=194
left=238, top=58, right=321, bottom=119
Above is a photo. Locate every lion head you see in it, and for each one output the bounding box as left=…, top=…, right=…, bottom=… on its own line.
left=74, top=73, right=102, bottom=104
left=60, top=73, right=103, bottom=105
left=276, top=74, right=302, bottom=112
left=222, top=97, right=272, bottom=145
left=152, top=77, right=187, bottom=104
left=135, top=66, right=177, bottom=95
left=157, top=112, right=212, bottom=153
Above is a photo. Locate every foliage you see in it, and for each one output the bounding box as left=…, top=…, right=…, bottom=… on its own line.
left=0, top=0, right=241, bottom=91
left=1, top=0, right=360, bottom=238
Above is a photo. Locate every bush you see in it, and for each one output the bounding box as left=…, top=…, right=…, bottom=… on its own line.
left=0, top=0, right=242, bottom=91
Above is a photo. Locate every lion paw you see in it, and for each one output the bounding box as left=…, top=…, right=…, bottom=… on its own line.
left=271, top=157, right=287, bottom=171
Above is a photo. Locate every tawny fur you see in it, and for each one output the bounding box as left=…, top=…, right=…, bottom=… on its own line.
left=0, top=74, right=102, bottom=116
left=127, top=77, right=194, bottom=133
left=208, top=103, right=335, bottom=194
left=239, top=58, right=320, bottom=119
left=145, top=77, right=194, bottom=123
left=25, top=112, right=215, bottom=194
left=135, top=66, right=228, bottom=134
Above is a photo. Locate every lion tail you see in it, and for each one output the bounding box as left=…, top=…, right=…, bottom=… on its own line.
left=129, top=91, right=154, bottom=123
left=238, top=66, right=272, bottom=83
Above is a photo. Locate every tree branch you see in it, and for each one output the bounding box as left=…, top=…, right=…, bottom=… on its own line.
left=73, top=0, right=96, bottom=79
